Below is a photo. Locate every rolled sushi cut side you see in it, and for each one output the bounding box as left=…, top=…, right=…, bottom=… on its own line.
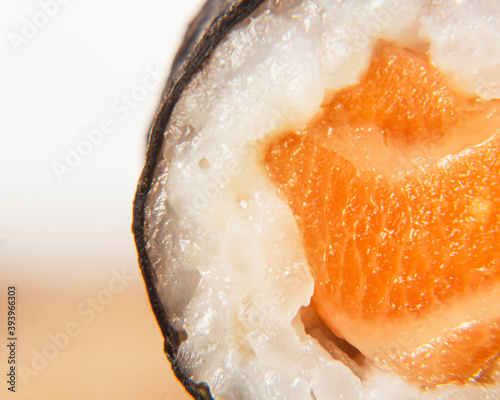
left=135, top=1, right=500, bottom=399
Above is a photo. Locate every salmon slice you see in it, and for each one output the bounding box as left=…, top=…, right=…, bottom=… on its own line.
left=264, top=42, right=500, bottom=387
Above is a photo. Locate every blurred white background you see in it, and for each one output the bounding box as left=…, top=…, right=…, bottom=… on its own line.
left=1, top=1, right=206, bottom=399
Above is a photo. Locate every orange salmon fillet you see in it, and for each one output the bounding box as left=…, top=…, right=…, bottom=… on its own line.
left=265, top=42, right=500, bottom=387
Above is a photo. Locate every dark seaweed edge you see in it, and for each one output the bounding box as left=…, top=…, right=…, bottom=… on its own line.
left=132, top=1, right=267, bottom=399
left=169, top=0, right=235, bottom=83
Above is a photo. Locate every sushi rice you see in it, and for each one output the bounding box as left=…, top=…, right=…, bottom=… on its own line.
left=137, top=0, right=500, bottom=399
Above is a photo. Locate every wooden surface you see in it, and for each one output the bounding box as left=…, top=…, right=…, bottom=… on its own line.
left=5, top=280, right=192, bottom=400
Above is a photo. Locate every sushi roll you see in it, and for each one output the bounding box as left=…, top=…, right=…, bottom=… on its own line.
left=133, top=1, right=500, bottom=399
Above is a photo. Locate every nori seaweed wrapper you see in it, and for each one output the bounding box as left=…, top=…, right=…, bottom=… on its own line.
left=133, top=1, right=266, bottom=399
